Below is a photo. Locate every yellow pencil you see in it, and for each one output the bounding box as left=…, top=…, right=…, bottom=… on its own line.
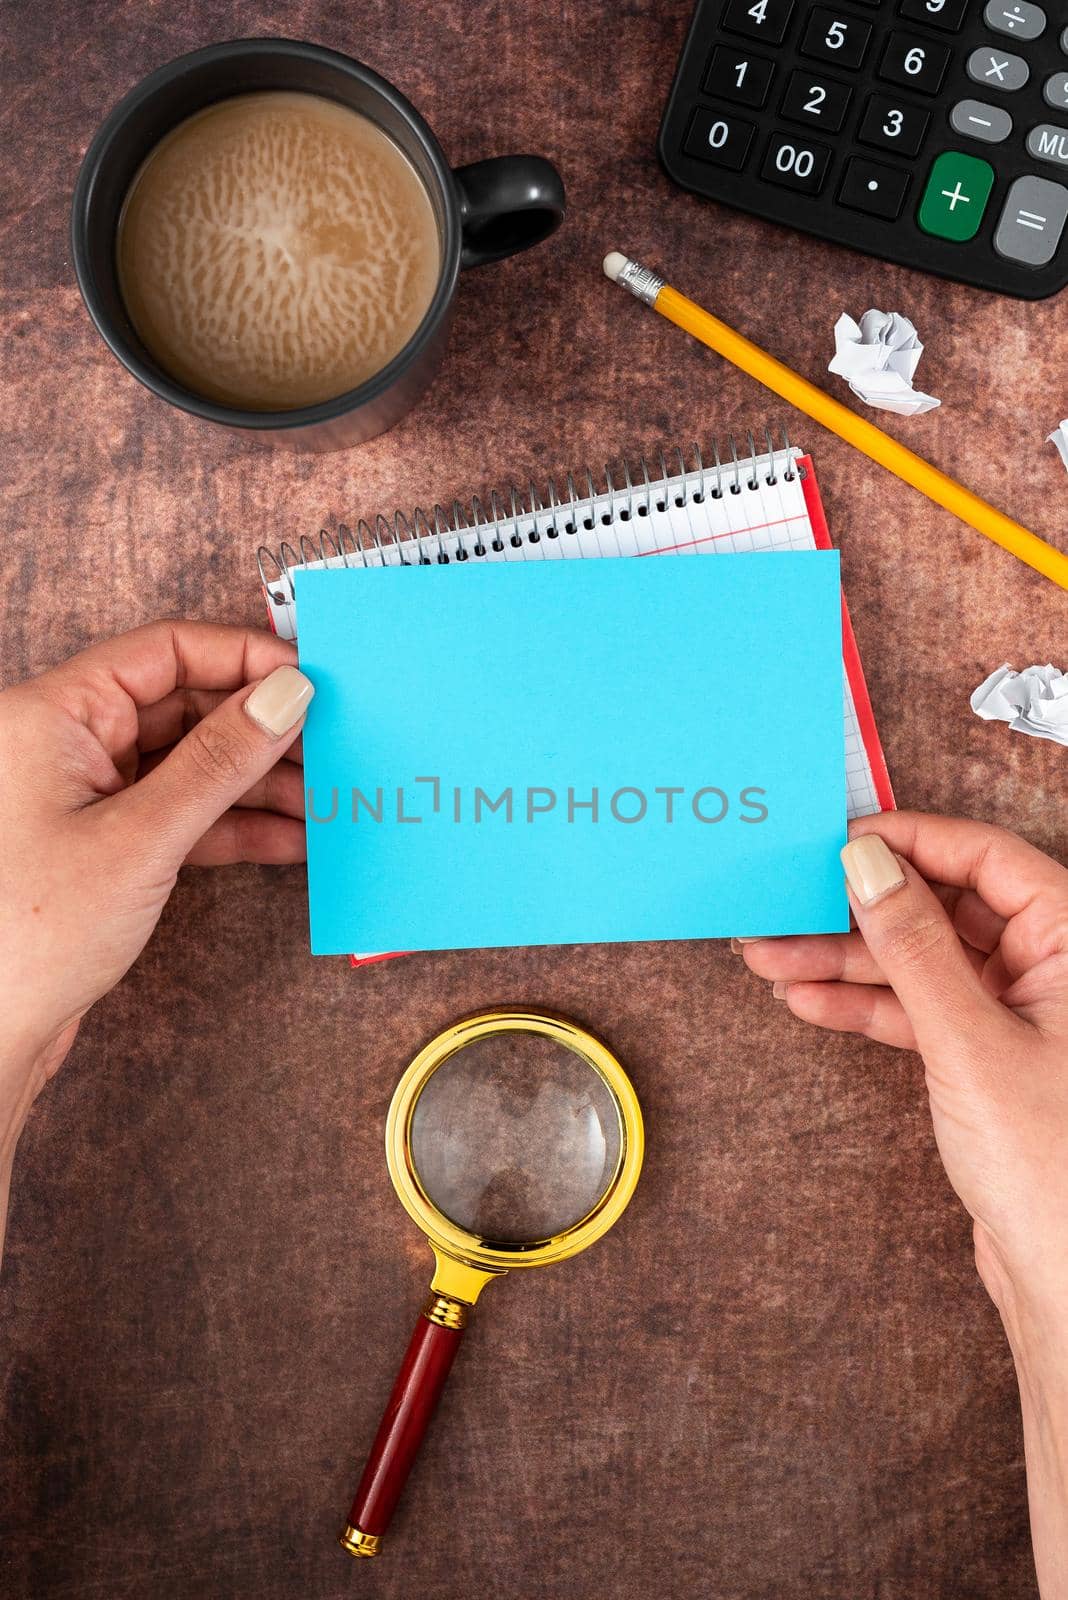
left=603, top=251, right=1068, bottom=593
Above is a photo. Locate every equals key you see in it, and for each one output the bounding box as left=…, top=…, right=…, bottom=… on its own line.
left=994, top=175, right=1068, bottom=266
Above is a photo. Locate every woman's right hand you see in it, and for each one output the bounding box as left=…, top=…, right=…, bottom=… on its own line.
left=740, top=813, right=1068, bottom=1597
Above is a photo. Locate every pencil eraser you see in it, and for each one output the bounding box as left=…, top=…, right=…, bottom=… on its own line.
left=603, top=251, right=628, bottom=283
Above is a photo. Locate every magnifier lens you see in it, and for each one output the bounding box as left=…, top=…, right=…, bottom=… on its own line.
left=409, top=1031, right=623, bottom=1244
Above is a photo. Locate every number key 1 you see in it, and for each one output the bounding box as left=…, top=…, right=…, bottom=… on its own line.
left=704, top=45, right=776, bottom=107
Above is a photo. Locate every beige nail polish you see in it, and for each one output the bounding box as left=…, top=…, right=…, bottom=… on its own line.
left=245, top=665, right=314, bottom=737
left=772, top=981, right=788, bottom=1000
left=840, top=834, right=906, bottom=907
left=729, top=937, right=744, bottom=953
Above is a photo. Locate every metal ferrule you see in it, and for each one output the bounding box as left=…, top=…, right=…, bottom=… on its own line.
left=616, top=257, right=665, bottom=305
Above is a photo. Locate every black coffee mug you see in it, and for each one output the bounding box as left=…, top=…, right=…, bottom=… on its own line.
left=71, top=38, right=566, bottom=451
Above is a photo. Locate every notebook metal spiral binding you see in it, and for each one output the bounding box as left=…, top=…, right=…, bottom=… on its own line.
left=257, top=427, right=800, bottom=605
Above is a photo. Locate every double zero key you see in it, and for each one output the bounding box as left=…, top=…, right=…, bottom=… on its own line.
left=761, top=131, right=832, bottom=193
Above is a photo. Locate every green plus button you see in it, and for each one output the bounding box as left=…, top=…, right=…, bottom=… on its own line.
left=918, top=151, right=995, bottom=242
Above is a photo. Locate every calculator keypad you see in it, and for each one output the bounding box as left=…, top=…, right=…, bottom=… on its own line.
left=659, top=0, right=1068, bottom=296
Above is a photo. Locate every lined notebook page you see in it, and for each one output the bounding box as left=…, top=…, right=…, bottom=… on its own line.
left=259, top=448, right=886, bottom=819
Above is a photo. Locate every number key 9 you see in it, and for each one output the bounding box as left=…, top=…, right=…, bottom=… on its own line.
left=898, top=0, right=970, bottom=31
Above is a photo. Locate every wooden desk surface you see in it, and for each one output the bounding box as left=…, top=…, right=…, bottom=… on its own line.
left=1, top=3, right=1064, bottom=1596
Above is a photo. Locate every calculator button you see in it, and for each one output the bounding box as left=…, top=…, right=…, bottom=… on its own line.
left=838, top=156, right=911, bottom=218
left=704, top=46, right=776, bottom=106
left=1027, top=124, right=1068, bottom=169
left=950, top=99, right=1014, bottom=142
left=800, top=8, right=872, bottom=69
left=857, top=94, right=930, bottom=155
left=722, top=0, right=795, bottom=44
left=1062, top=26, right=1068, bottom=53
left=1045, top=73, right=1068, bottom=113
left=760, top=132, right=833, bottom=193
left=683, top=107, right=756, bottom=168
left=983, top=1, right=1046, bottom=41
left=898, top=0, right=968, bottom=31
left=967, top=47, right=1029, bottom=91
left=780, top=70, right=852, bottom=130
left=994, top=175, right=1068, bottom=263
left=879, top=34, right=951, bottom=95
left=918, top=151, right=995, bottom=239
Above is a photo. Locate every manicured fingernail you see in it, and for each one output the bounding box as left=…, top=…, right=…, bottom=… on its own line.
left=730, top=937, right=745, bottom=953
left=840, top=835, right=906, bottom=907
left=245, top=666, right=314, bottom=737
left=772, top=981, right=788, bottom=1000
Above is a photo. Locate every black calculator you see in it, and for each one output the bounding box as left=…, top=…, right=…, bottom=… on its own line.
left=658, top=0, right=1068, bottom=297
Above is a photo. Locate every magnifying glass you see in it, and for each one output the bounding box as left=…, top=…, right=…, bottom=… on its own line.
left=339, top=1009, right=644, bottom=1558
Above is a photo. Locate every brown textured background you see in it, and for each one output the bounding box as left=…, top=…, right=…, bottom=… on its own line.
left=1, top=2, right=1066, bottom=1596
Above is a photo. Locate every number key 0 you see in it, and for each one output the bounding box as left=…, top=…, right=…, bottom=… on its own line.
left=801, top=8, right=873, bottom=71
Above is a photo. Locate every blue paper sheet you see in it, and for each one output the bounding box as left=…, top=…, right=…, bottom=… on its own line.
left=296, top=554, right=848, bottom=953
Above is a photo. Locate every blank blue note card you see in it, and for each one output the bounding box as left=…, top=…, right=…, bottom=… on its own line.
left=296, top=555, right=848, bottom=954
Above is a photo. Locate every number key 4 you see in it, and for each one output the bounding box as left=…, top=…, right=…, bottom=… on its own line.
left=721, top=0, right=795, bottom=45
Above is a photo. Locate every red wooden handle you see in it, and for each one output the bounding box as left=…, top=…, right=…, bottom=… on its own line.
left=345, top=1308, right=465, bottom=1544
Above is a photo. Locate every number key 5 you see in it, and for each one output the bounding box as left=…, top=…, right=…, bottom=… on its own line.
left=722, top=0, right=795, bottom=45
left=801, top=8, right=873, bottom=71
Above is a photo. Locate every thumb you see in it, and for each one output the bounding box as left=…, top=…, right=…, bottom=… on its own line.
left=840, top=832, right=1002, bottom=1059
left=120, top=664, right=314, bottom=865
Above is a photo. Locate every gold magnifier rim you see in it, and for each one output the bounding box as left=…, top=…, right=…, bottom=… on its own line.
left=385, top=1009, right=644, bottom=1274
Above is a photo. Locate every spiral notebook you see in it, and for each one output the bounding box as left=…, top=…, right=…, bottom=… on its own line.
left=256, top=431, right=893, bottom=961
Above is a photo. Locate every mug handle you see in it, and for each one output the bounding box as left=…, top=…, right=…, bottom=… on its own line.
left=453, top=155, right=565, bottom=269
